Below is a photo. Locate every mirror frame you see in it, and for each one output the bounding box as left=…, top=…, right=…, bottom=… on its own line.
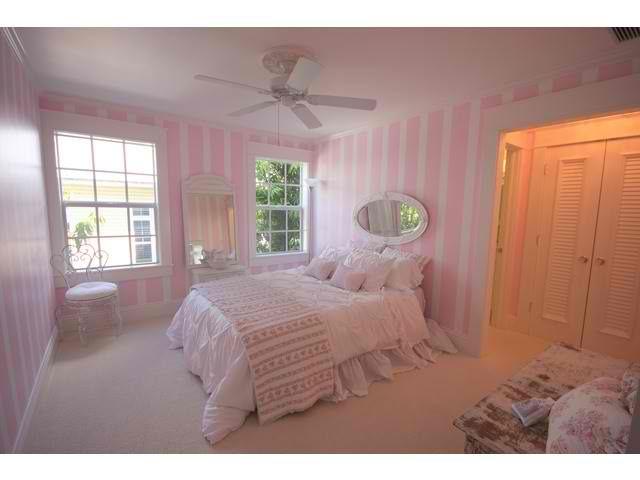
left=182, top=174, right=239, bottom=268
left=352, top=191, right=430, bottom=245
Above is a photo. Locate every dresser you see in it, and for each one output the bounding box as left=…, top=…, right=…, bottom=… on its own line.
left=190, top=264, right=247, bottom=286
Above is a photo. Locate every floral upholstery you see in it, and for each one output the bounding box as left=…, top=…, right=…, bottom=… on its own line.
left=546, top=377, right=631, bottom=454
left=620, top=363, right=640, bottom=415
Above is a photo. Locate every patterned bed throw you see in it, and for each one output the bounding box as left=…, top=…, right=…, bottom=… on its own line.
left=193, top=275, right=334, bottom=424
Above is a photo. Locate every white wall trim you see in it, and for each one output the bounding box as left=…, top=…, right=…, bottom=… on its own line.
left=12, top=325, right=58, bottom=453
left=40, top=110, right=173, bottom=278
left=473, top=73, right=640, bottom=357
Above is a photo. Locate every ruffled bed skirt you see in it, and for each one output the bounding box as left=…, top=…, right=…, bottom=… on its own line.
left=329, top=340, right=438, bottom=402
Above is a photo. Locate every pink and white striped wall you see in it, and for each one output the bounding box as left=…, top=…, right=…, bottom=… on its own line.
left=39, top=93, right=315, bottom=313
left=312, top=55, right=640, bottom=339
left=0, top=32, right=56, bottom=453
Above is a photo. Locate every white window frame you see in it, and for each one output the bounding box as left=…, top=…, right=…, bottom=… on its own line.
left=41, top=110, right=173, bottom=286
left=247, top=142, right=312, bottom=267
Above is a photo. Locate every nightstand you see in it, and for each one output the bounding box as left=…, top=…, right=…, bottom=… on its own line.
left=190, top=264, right=248, bottom=286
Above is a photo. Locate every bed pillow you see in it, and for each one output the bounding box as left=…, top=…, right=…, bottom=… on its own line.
left=384, top=257, right=423, bottom=290
left=546, top=377, right=631, bottom=454
left=329, top=263, right=366, bottom=292
left=303, top=257, right=336, bottom=281
left=620, top=363, right=640, bottom=415
left=318, top=245, right=351, bottom=266
left=343, top=248, right=394, bottom=292
left=348, top=239, right=386, bottom=253
left=381, top=247, right=431, bottom=271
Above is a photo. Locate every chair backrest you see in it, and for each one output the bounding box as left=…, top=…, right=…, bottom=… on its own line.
left=50, top=243, right=109, bottom=289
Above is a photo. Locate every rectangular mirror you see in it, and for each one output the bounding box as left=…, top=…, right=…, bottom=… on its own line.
left=182, top=175, right=238, bottom=267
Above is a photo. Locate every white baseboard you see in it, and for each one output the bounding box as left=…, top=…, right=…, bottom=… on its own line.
left=12, top=325, right=58, bottom=453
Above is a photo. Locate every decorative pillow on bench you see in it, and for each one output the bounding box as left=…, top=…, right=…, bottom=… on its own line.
left=546, top=377, right=631, bottom=454
left=620, top=363, right=640, bottom=416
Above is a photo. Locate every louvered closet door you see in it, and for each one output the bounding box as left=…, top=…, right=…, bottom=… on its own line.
left=531, top=142, right=606, bottom=347
left=582, top=137, right=640, bottom=361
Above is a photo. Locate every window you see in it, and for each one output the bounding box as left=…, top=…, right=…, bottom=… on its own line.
left=54, top=131, right=159, bottom=269
left=255, top=158, right=304, bottom=255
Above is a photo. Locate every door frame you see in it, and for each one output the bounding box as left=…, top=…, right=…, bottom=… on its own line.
left=469, top=73, right=640, bottom=357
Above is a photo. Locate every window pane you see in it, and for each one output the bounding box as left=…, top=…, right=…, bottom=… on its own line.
left=131, top=236, right=157, bottom=264
left=271, top=210, right=286, bottom=230
left=286, top=163, right=301, bottom=184
left=127, top=174, right=155, bottom=203
left=287, top=210, right=300, bottom=230
left=66, top=238, right=100, bottom=269
left=268, top=162, right=285, bottom=183
left=65, top=206, right=96, bottom=239
left=256, top=208, right=269, bottom=232
left=271, top=232, right=286, bottom=253
left=256, top=233, right=270, bottom=254
left=60, top=169, right=95, bottom=202
left=98, top=207, right=129, bottom=236
left=60, top=170, right=95, bottom=202
left=56, top=134, right=92, bottom=170
left=125, top=143, right=155, bottom=174
left=93, top=138, right=124, bottom=172
left=287, top=231, right=301, bottom=252
left=130, top=207, right=156, bottom=236
left=256, top=159, right=270, bottom=182
left=270, top=184, right=285, bottom=205
left=99, top=237, right=131, bottom=267
left=95, top=172, right=126, bottom=202
left=286, top=186, right=300, bottom=206
left=256, top=183, right=269, bottom=205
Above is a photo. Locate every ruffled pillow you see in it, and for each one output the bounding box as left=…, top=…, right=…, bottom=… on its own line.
left=343, top=248, right=394, bottom=292
left=348, top=239, right=386, bottom=253
left=546, top=377, right=631, bottom=454
left=329, top=263, right=366, bottom=292
left=381, top=247, right=429, bottom=289
left=319, top=245, right=351, bottom=266
left=620, top=363, right=640, bottom=415
left=303, top=257, right=336, bottom=281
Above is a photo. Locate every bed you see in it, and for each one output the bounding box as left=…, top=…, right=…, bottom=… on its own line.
left=167, top=266, right=438, bottom=445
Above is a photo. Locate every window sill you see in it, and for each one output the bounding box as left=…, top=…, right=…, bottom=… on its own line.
left=53, top=264, right=173, bottom=288
left=250, top=252, right=309, bottom=267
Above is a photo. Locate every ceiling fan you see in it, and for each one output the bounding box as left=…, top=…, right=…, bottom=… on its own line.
left=194, top=45, right=377, bottom=130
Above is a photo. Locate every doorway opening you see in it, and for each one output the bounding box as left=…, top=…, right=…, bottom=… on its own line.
left=489, top=110, right=640, bottom=361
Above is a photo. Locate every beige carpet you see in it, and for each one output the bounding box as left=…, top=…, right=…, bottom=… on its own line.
left=23, top=318, right=548, bottom=453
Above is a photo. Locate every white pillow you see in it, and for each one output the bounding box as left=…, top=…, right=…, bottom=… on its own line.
left=385, top=257, right=423, bottom=290
left=303, top=257, right=336, bottom=281
left=382, top=247, right=431, bottom=289
left=381, top=247, right=430, bottom=271
left=344, top=248, right=394, bottom=292
left=319, top=245, right=351, bottom=266
left=348, top=239, right=386, bottom=253
left=329, top=263, right=366, bottom=292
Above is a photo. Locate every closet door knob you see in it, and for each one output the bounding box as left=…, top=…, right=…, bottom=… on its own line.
left=596, top=257, right=606, bottom=265
left=577, top=256, right=589, bottom=263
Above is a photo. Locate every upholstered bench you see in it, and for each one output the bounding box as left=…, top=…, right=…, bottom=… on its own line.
left=453, top=344, right=630, bottom=453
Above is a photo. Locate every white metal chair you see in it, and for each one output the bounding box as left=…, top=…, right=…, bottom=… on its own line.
left=50, top=244, right=123, bottom=345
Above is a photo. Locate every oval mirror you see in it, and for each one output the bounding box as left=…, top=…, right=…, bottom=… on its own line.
left=352, top=192, right=429, bottom=245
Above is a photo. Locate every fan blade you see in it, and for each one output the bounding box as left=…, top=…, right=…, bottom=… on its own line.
left=291, top=104, right=322, bottom=130
left=306, top=94, right=377, bottom=111
left=194, top=74, right=272, bottom=95
left=286, top=57, right=322, bottom=93
left=228, top=101, right=278, bottom=117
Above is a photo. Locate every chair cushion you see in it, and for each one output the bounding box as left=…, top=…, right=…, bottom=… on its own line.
left=66, top=281, right=117, bottom=301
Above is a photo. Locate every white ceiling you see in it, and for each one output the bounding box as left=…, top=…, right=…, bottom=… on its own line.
left=16, top=28, right=636, bottom=139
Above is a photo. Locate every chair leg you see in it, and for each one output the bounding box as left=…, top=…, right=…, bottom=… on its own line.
left=114, top=296, right=124, bottom=337
left=78, top=312, right=88, bottom=346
